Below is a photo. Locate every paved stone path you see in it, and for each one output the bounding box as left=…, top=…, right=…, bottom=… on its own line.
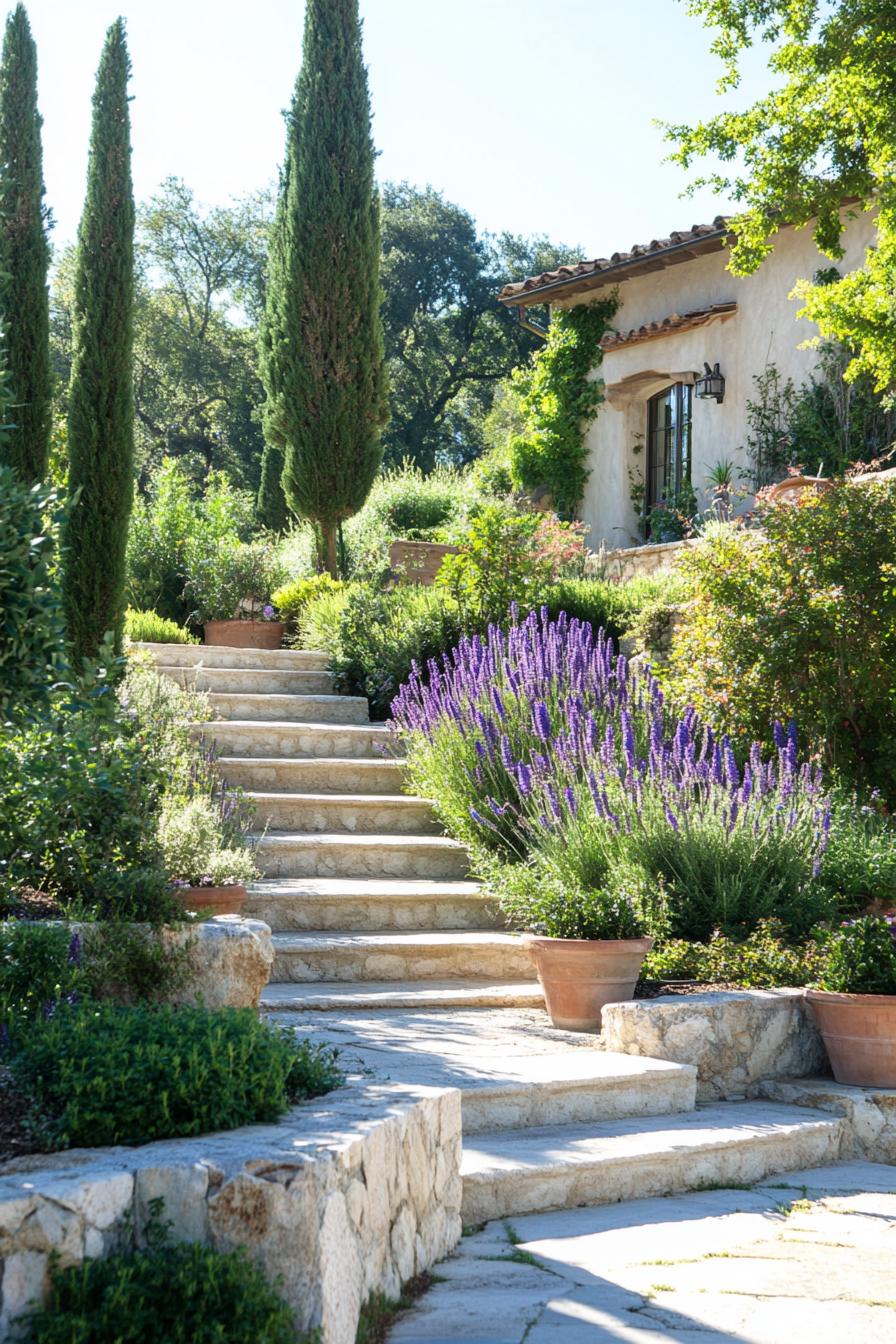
left=388, top=1161, right=896, bottom=1344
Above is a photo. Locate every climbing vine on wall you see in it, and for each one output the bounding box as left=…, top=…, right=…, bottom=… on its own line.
left=507, top=294, right=618, bottom=518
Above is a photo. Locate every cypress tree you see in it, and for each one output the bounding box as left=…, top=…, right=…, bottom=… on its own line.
left=256, top=440, right=289, bottom=531
left=0, top=3, right=50, bottom=482
left=260, top=0, right=385, bottom=578
left=61, top=19, right=134, bottom=663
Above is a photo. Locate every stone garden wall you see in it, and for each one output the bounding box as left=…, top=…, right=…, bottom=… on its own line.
left=0, top=1079, right=462, bottom=1343
left=595, top=538, right=696, bottom=583
left=601, top=990, right=827, bottom=1100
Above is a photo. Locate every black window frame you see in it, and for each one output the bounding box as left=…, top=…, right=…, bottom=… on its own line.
left=645, top=382, right=693, bottom=521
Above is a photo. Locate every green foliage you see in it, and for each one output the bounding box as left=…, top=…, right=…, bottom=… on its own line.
left=0, top=4, right=51, bottom=483
left=540, top=573, right=691, bottom=643
left=25, top=1224, right=296, bottom=1344
left=272, top=573, right=343, bottom=628
left=261, top=0, right=386, bottom=576
left=124, top=608, right=197, bottom=645
left=79, top=923, right=192, bottom=1006
left=183, top=538, right=287, bottom=624
left=0, top=923, right=80, bottom=1025
left=7, top=1002, right=343, bottom=1148
left=61, top=20, right=135, bottom=664
left=256, top=439, right=289, bottom=530
left=815, top=793, right=896, bottom=916
left=741, top=352, right=895, bottom=490
left=642, top=920, right=827, bottom=988
left=126, top=458, right=256, bottom=625
left=818, top=916, right=896, bottom=996
left=0, top=466, right=66, bottom=718
left=379, top=182, right=579, bottom=471
left=667, top=0, right=896, bottom=396
left=304, top=582, right=462, bottom=720
left=437, top=505, right=553, bottom=627
left=159, top=796, right=258, bottom=887
left=0, top=705, right=168, bottom=916
left=667, top=484, right=896, bottom=798
left=133, top=178, right=270, bottom=491
left=488, top=860, right=649, bottom=940
left=507, top=298, right=618, bottom=517
left=342, top=461, right=485, bottom=580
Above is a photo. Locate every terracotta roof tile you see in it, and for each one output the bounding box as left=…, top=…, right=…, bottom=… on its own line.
left=499, top=217, right=730, bottom=304
left=599, top=302, right=737, bottom=351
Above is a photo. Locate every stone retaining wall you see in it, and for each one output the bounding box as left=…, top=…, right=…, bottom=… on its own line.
left=595, top=538, right=696, bottom=583
left=0, top=1080, right=461, bottom=1343
left=601, top=990, right=827, bottom=1100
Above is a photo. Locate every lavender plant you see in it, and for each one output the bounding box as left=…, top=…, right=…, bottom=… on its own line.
left=392, top=608, right=834, bottom=940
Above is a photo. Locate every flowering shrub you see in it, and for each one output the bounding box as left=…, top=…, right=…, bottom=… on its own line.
left=183, top=539, right=287, bottom=625
left=667, top=482, right=896, bottom=799
left=393, top=608, right=834, bottom=939
left=816, top=916, right=896, bottom=995
left=643, top=920, right=829, bottom=987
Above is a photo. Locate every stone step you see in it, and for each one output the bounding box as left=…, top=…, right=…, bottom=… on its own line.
left=193, top=720, right=392, bottom=760
left=261, top=980, right=545, bottom=1011
left=243, top=791, right=440, bottom=835
left=245, top=877, right=498, bottom=931
left=157, top=664, right=335, bottom=696
left=461, top=1052, right=696, bottom=1136
left=131, top=641, right=329, bottom=671
left=269, top=929, right=533, bottom=982
left=205, top=691, right=370, bottom=724
left=253, top=831, right=470, bottom=880
left=460, top=1102, right=846, bottom=1223
left=215, top=756, right=407, bottom=795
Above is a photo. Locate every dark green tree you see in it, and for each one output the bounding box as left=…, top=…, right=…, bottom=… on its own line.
left=0, top=3, right=50, bottom=482
left=256, top=440, right=289, bottom=531
left=61, top=19, right=134, bottom=663
left=260, top=0, right=385, bottom=578
left=380, top=183, right=580, bottom=471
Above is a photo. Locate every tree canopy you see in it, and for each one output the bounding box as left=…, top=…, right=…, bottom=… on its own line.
left=667, top=0, right=896, bottom=397
left=380, top=182, right=580, bottom=471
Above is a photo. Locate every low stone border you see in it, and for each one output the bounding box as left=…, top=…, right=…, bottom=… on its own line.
left=164, top=914, right=273, bottom=1009
left=759, top=1077, right=896, bottom=1162
left=5, top=916, right=274, bottom=1011
left=0, top=1078, right=461, bottom=1342
left=601, top=990, right=827, bottom=1100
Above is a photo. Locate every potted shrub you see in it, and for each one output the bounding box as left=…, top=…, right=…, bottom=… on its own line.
left=807, top=915, right=896, bottom=1086
left=159, top=797, right=258, bottom=916
left=513, top=882, right=652, bottom=1033
left=184, top=541, right=287, bottom=648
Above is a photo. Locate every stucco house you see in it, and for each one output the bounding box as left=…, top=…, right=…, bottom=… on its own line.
left=498, top=208, right=877, bottom=551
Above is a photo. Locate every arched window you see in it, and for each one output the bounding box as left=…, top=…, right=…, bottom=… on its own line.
left=646, top=383, right=692, bottom=518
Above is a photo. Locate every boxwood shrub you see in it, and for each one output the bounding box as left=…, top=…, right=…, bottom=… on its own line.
left=25, top=1235, right=297, bottom=1344
left=8, top=1003, right=343, bottom=1149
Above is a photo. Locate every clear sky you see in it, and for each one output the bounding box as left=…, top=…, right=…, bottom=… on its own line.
left=29, top=0, right=772, bottom=260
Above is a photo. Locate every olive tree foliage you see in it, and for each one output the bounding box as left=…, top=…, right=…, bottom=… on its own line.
left=667, top=0, right=896, bottom=398
left=380, top=182, right=581, bottom=472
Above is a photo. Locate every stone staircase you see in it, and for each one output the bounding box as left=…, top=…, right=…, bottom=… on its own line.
left=137, top=640, right=849, bottom=1224
left=136, top=640, right=541, bottom=1009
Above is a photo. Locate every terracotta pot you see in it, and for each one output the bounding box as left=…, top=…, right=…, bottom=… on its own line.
left=175, top=884, right=247, bottom=917
left=203, top=619, right=285, bottom=649
left=524, top=935, right=653, bottom=1033
left=806, top=989, right=896, bottom=1087
left=765, top=475, right=834, bottom=506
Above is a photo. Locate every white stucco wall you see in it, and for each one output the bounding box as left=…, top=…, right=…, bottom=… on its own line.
left=559, top=208, right=877, bottom=548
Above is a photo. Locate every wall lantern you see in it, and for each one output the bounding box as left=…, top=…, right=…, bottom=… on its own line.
left=695, top=361, right=725, bottom=403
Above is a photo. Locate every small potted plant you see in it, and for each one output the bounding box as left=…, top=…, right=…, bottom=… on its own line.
left=501, top=875, right=653, bottom=1032
left=807, top=916, right=896, bottom=1086
left=184, top=541, right=287, bottom=649
left=159, top=797, right=258, bottom=916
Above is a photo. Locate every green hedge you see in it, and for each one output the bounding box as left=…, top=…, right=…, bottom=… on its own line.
left=25, top=1235, right=296, bottom=1344
left=8, top=1002, right=342, bottom=1148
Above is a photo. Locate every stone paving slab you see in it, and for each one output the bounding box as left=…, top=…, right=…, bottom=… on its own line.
left=388, top=1161, right=896, bottom=1344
